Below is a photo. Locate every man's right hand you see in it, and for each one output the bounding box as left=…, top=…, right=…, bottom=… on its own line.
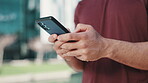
left=48, top=34, right=75, bottom=61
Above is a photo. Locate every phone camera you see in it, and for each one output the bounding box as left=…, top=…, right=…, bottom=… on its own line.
left=38, top=22, right=50, bottom=30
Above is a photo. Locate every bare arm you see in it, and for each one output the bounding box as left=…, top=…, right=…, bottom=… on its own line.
left=58, top=24, right=148, bottom=70
left=106, top=39, right=148, bottom=70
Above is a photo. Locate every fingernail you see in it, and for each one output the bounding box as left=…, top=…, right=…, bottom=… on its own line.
left=53, top=34, right=57, bottom=39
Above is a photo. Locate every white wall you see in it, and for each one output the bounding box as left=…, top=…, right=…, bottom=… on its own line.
left=40, top=0, right=80, bottom=44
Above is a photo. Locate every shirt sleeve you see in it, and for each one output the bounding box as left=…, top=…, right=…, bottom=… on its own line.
left=74, top=2, right=82, bottom=27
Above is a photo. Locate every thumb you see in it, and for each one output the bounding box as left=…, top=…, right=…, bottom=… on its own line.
left=75, top=23, right=91, bottom=33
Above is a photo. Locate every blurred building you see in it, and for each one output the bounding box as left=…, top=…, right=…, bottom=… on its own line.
left=0, top=0, right=80, bottom=63
left=0, top=0, right=40, bottom=63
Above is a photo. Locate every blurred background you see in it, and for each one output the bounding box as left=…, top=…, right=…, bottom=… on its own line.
left=0, top=0, right=82, bottom=83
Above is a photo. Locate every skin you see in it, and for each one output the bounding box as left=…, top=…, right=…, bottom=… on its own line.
left=48, top=24, right=148, bottom=71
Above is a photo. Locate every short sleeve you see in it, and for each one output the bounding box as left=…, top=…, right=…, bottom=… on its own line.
left=74, top=2, right=82, bottom=27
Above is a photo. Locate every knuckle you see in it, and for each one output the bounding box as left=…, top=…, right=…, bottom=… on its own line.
left=81, top=34, right=88, bottom=40
left=61, top=45, right=67, bottom=49
left=64, top=46, right=69, bottom=49
left=67, top=34, right=73, bottom=39
left=62, top=44, right=68, bottom=49
left=66, top=52, right=70, bottom=56
left=61, top=49, right=68, bottom=54
left=77, top=24, right=84, bottom=29
left=77, top=24, right=82, bottom=28
left=87, top=25, right=93, bottom=28
left=86, top=24, right=93, bottom=29
left=53, top=43, right=60, bottom=50
left=87, top=25, right=94, bottom=31
left=57, top=49, right=69, bottom=56
left=82, top=49, right=89, bottom=55
left=55, top=41, right=62, bottom=47
left=80, top=42, right=88, bottom=48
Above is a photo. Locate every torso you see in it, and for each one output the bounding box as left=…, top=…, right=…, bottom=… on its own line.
left=74, top=0, right=148, bottom=83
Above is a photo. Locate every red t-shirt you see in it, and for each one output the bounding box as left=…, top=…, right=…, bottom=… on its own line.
left=74, top=0, right=148, bottom=83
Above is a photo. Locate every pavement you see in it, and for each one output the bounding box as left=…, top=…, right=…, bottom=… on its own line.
left=0, top=71, right=72, bottom=83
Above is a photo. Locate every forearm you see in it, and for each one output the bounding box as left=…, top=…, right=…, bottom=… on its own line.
left=106, top=39, right=148, bottom=70
left=64, top=57, right=84, bottom=72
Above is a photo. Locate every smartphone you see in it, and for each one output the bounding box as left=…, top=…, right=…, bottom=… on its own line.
left=36, top=16, right=70, bottom=35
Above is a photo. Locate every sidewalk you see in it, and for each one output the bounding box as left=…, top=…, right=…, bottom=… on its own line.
left=0, top=71, right=72, bottom=83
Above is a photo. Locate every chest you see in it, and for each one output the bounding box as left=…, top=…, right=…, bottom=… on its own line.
left=78, top=0, right=147, bottom=23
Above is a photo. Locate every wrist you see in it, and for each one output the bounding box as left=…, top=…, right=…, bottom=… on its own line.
left=104, top=38, right=132, bottom=60
left=101, top=38, right=120, bottom=59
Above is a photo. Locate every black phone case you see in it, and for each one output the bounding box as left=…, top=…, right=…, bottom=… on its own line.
left=36, top=16, right=70, bottom=35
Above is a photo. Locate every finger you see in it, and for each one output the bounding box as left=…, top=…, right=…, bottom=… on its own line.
left=48, top=34, right=58, bottom=43
left=62, top=49, right=83, bottom=57
left=56, top=49, right=69, bottom=55
left=75, top=54, right=89, bottom=61
left=53, top=41, right=64, bottom=50
left=63, top=56, right=75, bottom=61
left=61, top=41, right=87, bottom=50
left=76, top=56, right=85, bottom=61
left=75, top=23, right=92, bottom=33
left=57, top=33, right=82, bottom=42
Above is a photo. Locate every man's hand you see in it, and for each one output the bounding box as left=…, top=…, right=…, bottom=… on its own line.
left=48, top=31, right=84, bottom=72
left=58, top=24, right=111, bottom=61
left=48, top=33, right=76, bottom=61
left=49, top=24, right=148, bottom=70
